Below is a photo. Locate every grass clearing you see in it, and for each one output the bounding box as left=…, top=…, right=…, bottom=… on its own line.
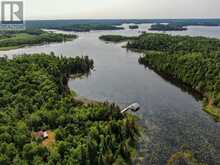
left=0, top=31, right=76, bottom=51
left=42, top=131, right=56, bottom=149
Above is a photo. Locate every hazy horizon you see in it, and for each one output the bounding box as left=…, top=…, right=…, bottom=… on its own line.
left=25, top=18, right=220, bottom=21
left=25, top=0, right=220, bottom=20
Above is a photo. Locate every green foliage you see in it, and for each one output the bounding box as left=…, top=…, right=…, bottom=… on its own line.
left=0, top=53, right=139, bottom=164
left=125, top=33, right=220, bottom=120
left=136, top=40, right=220, bottom=105
left=0, top=30, right=76, bottom=50
left=127, top=33, right=220, bottom=53
left=99, top=35, right=137, bottom=43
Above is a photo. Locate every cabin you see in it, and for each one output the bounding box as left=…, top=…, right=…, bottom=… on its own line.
left=32, top=131, right=48, bottom=139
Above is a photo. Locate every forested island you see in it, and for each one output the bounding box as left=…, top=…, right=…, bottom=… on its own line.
left=0, top=53, right=140, bottom=164
left=99, top=35, right=136, bottom=43
left=51, top=24, right=124, bottom=32
left=149, top=24, right=187, bottom=31
left=129, top=25, right=139, bottom=29
left=100, top=33, right=220, bottom=121
left=0, top=29, right=76, bottom=51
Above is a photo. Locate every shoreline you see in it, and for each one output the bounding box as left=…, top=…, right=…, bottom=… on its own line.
left=68, top=73, right=110, bottom=106
left=0, top=31, right=77, bottom=51
left=0, top=39, right=76, bottom=51
left=138, top=60, right=220, bottom=122
left=100, top=34, right=220, bottom=122
left=204, top=99, right=220, bottom=122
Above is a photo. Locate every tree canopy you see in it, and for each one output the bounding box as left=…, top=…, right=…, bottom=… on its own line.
left=0, top=53, right=140, bottom=164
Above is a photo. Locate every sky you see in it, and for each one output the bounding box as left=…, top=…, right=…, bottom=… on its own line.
left=25, top=0, right=220, bottom=20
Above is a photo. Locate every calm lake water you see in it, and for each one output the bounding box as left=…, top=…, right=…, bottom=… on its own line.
left=1, top=25, right=220, bottom=164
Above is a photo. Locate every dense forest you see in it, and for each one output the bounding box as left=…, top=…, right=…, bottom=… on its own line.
left=52, top=24, right=124, bottom=32
left=127, top=33, right=220, bottom=53
left=127, top=33, right=220, bottom=121
left=0, top=53, right=140, bottom=164
left=138, top=51, right=220, bottom=121
left=0, top=30, right=76, bottom=50
left=149, top=24, right=187, bottom=31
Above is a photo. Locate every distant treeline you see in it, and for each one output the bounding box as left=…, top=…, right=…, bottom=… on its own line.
left=51, top=24, right=124, bottom=32
left=24, top=19, right=220, bottom=29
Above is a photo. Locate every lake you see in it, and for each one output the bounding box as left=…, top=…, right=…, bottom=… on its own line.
left=1, top=25, right=220, bottom=164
